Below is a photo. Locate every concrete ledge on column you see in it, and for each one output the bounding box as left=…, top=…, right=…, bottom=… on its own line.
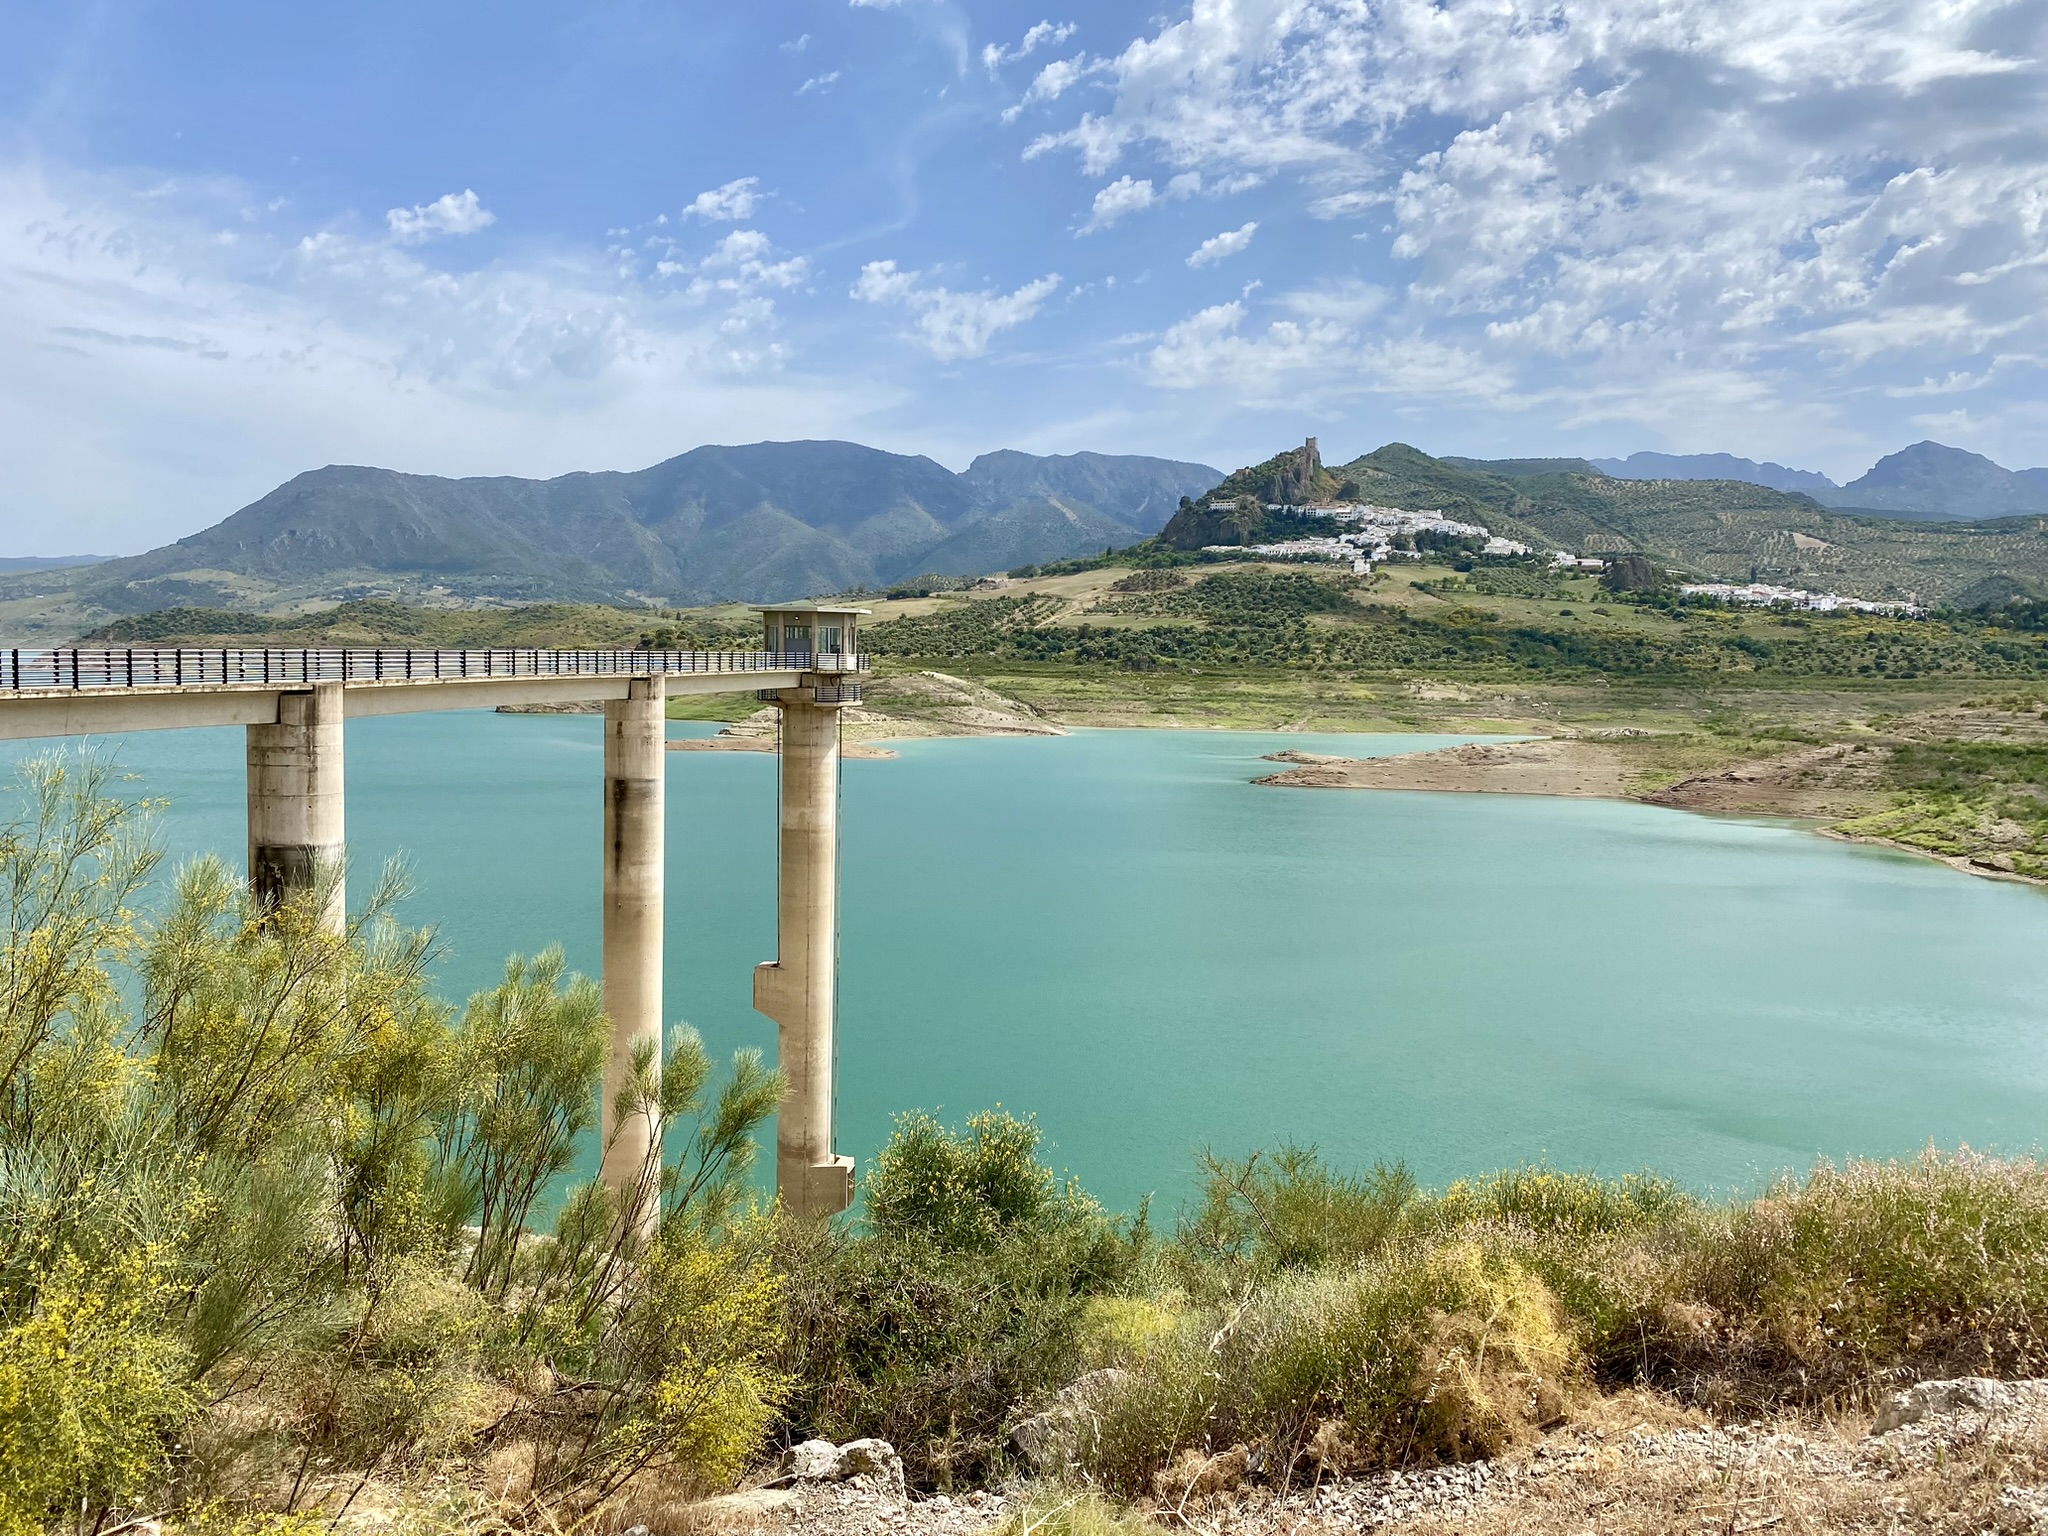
left=801, top=1157, right=856, bottom=1217
left=753, top=960, right=797, bottom=1023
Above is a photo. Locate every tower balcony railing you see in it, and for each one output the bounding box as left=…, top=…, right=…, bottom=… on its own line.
left=0, top=646, right=870, bottom=692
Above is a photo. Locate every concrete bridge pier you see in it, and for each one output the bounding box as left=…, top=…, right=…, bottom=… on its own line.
left=600, top=675, right=667, bottom=1229
left=756, top=689, right=856, bottom=1219
left=246, top=680, right=346, bottom=931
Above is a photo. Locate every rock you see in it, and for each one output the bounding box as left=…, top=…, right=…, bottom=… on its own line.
left=1870, top=1376, right=2013, bottom=1433
left=835, top=1438, right=907, bottom=1499
left=772, top=1437, right=906, bottom=1500
left=782, top=1439, right=844, bottom=1479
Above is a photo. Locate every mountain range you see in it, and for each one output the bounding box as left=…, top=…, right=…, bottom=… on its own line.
left=1588, top=452, right=1837, bottom=494
left=19, top=443, right=1219, bottom=617
left=1588, top=442, right=2048, bottom=521
left=8, top=434, right=2048, bottom=636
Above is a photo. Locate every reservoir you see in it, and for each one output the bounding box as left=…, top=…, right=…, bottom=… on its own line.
left=9, top=712, right=2048, bottom=1210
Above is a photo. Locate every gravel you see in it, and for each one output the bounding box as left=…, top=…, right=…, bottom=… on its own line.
left=705, top=1381, right=2048, bottom=1536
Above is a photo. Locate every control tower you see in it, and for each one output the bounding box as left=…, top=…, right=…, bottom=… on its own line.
left=752, top=603, right=869, bottom=1218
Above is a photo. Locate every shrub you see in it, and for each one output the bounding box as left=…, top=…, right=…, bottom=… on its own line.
left=439, top=948, right=610, bottom=1301
left=773, top=1220, right=1098, bottom=1490
left=1641, top=1150, right=2048, bottom=1403
left=1079, top=1238, right=1578, bottom=1494
left=0, top=757, right=790, bottom=1525
left=0, top=1247, right=192, bottom=1536
left=1074, top=1295, right=1185, bottom=1371
left=281, top=1264, right=495, bottom=1480
left=1420, top=1165, right=1693, bottom=1237
left=1177, top=1144, right=1415, bottom=1279
left=865, top=1109, right=1091, bottom=1251
left=777, top=1109, right=1141, bottom=1489
left=509, top=1224, right=789, bottom=1507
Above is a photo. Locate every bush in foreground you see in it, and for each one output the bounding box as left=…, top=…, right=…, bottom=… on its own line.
left=0, top=754, right=788, bottom=1531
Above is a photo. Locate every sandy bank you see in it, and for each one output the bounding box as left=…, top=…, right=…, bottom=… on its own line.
left=1257, top=734, right=2048, bottom=889
left=669, top=670, right=1063, bottom=759
left=1255, top=739, right=1630, bottom=798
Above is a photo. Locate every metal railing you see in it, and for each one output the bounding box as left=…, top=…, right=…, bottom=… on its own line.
left=0, top=647, right=869, bottom=692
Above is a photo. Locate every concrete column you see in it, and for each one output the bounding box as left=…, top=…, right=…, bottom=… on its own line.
left=246, top=681, right=346, bottom=932
left=755, top=691, right=855, bottom=1219
left=600, top=675, right=666, bottom=1225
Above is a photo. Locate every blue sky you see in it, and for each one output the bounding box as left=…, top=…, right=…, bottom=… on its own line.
left=3, top=0, right=2046, bottom=554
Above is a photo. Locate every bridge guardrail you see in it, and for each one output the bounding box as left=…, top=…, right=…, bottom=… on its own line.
left=0, top=647, right=869, bottom=692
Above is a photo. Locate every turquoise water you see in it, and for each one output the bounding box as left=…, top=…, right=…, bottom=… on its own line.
left=8, top=713, right=2048, bottom=1210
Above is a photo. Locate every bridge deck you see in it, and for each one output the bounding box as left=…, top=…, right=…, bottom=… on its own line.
left=0, top=646, right=863, bottom=740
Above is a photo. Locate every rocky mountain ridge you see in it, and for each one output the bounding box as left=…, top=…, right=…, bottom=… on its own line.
left=1817, top=440, right=2048, bottom=520
left=12, top=441, right=1219, bottom=620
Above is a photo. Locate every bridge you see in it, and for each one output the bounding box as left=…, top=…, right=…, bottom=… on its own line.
left=0, top=603, right=871, bottom=1223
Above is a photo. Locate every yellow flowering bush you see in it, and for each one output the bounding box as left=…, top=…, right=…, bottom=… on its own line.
left=0, top=1247, right=191, bottom=1536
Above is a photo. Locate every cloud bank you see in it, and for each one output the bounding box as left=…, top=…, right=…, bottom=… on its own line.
left=1023, top=0, right=2048, bottom=460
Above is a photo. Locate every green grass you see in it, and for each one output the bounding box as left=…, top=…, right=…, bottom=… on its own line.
left=1830, top=735, right=2048, bottom=877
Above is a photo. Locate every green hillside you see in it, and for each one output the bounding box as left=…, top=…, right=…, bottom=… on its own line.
left=1155, top=436, right=2048, bottom=606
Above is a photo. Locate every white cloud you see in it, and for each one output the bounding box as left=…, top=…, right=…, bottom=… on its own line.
left=797, top=72, right=840, bottom=96
left=852, top=260, right=1061, bottom=360
left=782, top=33, right=811, bottom=52
left=1002, top=53, right=1101, bottom=122
left=1082, top=175, right=1154, bottom=232
left=1187, top=221, right=1257, bottom=267
left=1026, top=0, right=2048, bottom=454
left=1147, top=302, right=1341, bottom=398
left=682, top=229, right=809, bottom=295
left=682, top=176, right=761, bottom=222
left=0, top=163, right=878, bottom=553
left=984, top=20, right=1078, bottom=74
left=1146, top=294, right=1508, bottom=411
left=385, top=189, right=494, bottom=243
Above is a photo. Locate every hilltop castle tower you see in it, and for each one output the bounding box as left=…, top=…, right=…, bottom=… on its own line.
left=1275, top=436, right=1322, bottom=506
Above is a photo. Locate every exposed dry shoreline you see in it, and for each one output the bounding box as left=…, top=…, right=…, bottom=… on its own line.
left=667, top=670, right=1065, bottom=758
left=1256, top=739, right=1632, bottom=799
left=1256, top=734, right=2048, bottom=890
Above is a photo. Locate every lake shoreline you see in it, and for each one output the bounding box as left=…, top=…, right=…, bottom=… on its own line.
left=1255, top=735, right=2048, bottom=892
